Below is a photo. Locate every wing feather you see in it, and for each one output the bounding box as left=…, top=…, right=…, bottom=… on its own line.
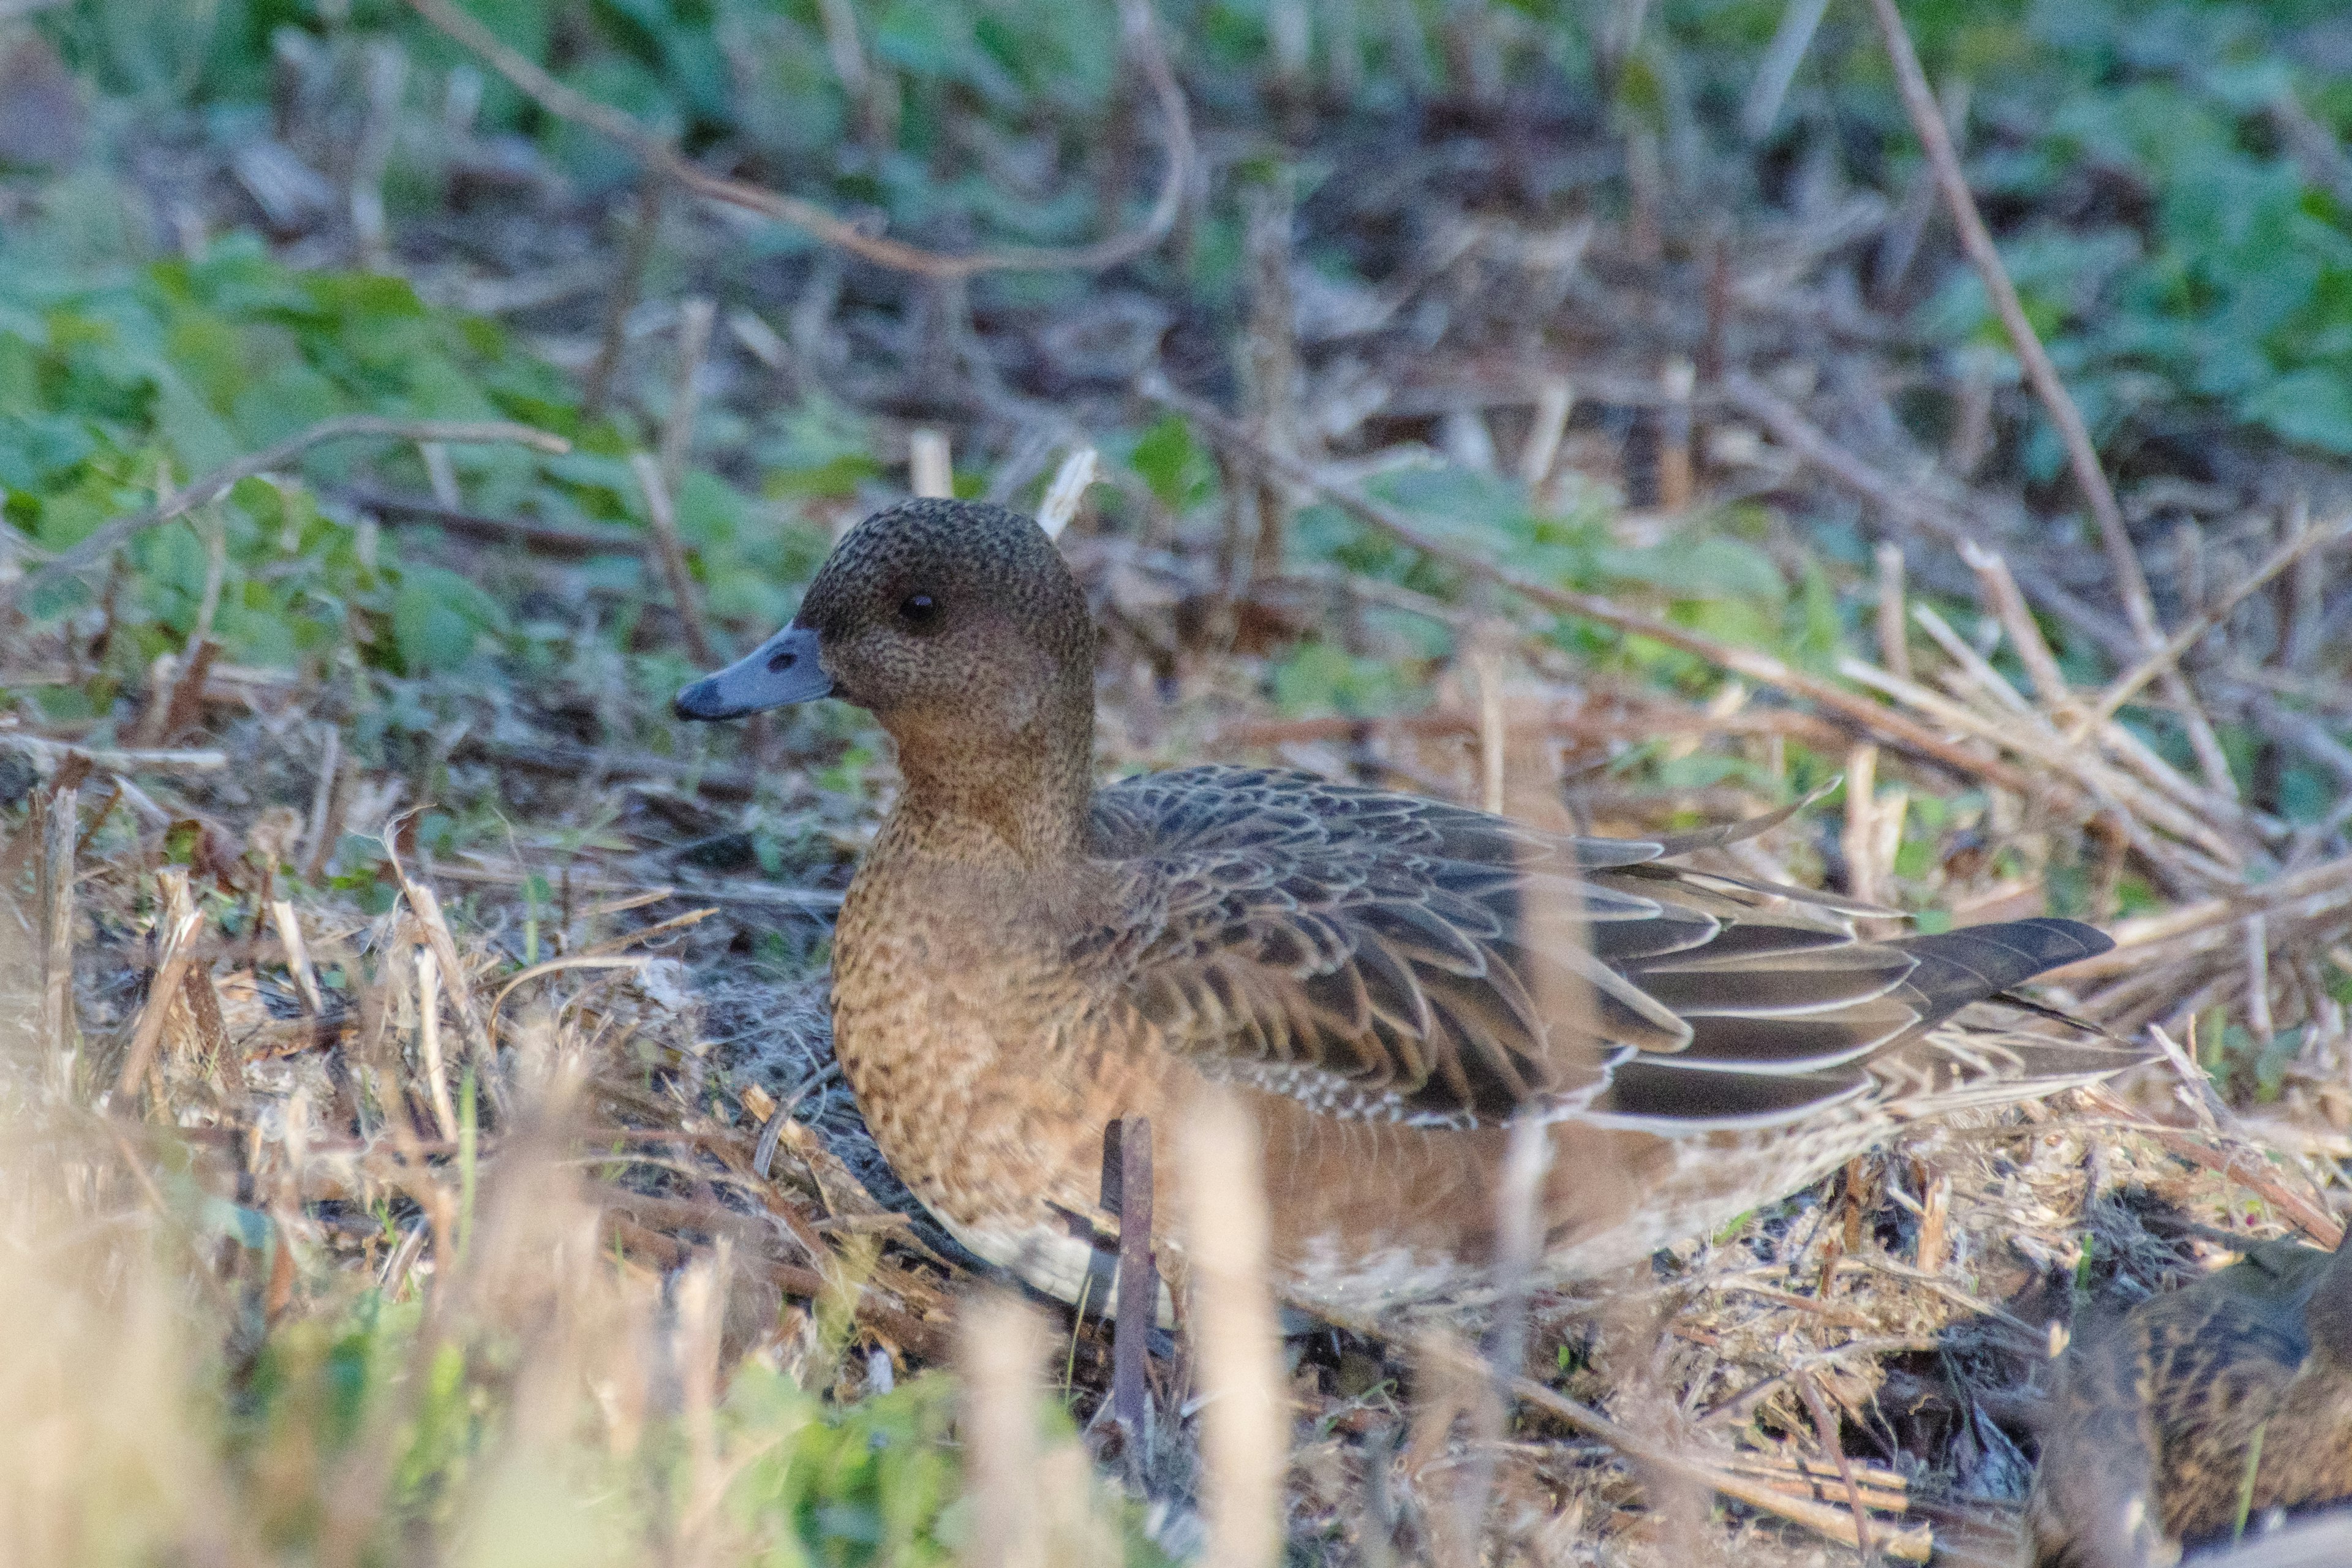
left=1083, top=767, right=2117, bottom=1129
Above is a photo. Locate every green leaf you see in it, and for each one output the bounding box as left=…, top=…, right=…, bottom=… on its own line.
left=391, top=565, right=507, bottom=674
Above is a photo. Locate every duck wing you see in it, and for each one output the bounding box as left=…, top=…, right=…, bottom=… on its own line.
left=1086, top=766, right=2117, bottom=1130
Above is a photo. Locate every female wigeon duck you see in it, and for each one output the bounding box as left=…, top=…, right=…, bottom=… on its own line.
left=2026, top=1231, right=2352, bottom=1567
left=677, top=499, right=2125, bottom=1321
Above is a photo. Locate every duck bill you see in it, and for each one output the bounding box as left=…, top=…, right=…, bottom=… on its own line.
left=673, top=624, right=831, bottom=720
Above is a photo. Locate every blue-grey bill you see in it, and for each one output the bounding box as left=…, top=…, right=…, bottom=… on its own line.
left=673, top=624, right=831, bottom=720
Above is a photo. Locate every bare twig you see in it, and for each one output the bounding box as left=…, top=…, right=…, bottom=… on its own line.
left=402, top=0, right=1194, bottom=281
left=1109, top=1116, right=1156, bottom=1487
left=630, top=453, right=719, bottom=668
left=1182, top=1087, right=1284, bottom=1568
left=6, top=417, right=568, bottom=617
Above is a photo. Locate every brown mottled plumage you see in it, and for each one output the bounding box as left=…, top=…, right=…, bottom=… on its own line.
left=2026, top=1233, right=2352, bottom=1568
left=677, top=499, right=2133, bottom=1320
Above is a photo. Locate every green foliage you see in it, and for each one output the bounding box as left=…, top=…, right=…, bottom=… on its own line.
left=1897, top=4, right=2352, bottom=458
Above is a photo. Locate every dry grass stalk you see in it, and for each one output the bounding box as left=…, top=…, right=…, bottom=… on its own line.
left=383, top=824, right=493, bottom=1075
left=1181, top=1084, right=1285, bottom=1568
left=115, top=872, right=202, bottom=1102
left=1874, top=542, right=1911, bottom=682
left=415, top=945, right=460, bottom=1140
left=631, top=450, right=720, bottom=668
left=961, top=1291, right=1049, bottom=1568
left=1518, top=375, right=1573, bottom=489
left=1036, top=446, right=1099, bottom=538
left=909, top=428, right=954, bottom=499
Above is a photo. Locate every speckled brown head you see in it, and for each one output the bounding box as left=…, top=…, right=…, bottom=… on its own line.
left=674, top=499, right=1101, bottom=858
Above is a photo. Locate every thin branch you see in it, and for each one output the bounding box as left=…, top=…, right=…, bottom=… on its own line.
left=402, top=0, right=1194, bottom=281
left=5, top=417, right=568, bottom=617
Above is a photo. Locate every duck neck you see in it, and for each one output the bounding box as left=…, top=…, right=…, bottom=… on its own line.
left=884, top=692, right=1096, bottom=870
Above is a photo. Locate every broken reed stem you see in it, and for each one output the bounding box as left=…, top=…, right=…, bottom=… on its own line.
left=908, top=429, right=954, bottom=500
left=271, top=899, right=325, bottom=1015
left=1181, top=1085, right=1284, bottom=1568
left=7, top=417, right=567, bottom=617
left=117, top=897, right=202, bottom=1105
left=1873, top=543, right=1911, bottom=682
left=1471, top=649, right=1507, bottom=816
left=402, top=0, right=1194, bottom=281
left=630, top=451, right=720, bottom=668
left=416, top=946, right=459, bottom=1142
left=1035, top=447, right=1099, bottom=539
left=961, top=1292, right=1049, bottom=1568
left=1842, top=744, right=1883, bottom=907
left=1960, top=543, right=2071, bottom=711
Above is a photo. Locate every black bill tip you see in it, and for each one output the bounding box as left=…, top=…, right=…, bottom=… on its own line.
left=673, top=624, right=831, bottom=721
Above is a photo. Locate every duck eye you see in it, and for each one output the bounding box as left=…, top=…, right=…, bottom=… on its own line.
left=898, top=593, right=940, bottom=628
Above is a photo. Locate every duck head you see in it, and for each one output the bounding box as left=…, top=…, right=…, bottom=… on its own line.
left=674, top=499, right=1100, bottom=856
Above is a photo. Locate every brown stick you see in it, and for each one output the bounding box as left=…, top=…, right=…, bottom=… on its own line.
left=402, top=0, right=1194, bottom=282
left=1110, top=1116, right=1156, bottom=1487
left=630, top=453, right=719, bottom=668
left=6, top=417, right=568, bottom=617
